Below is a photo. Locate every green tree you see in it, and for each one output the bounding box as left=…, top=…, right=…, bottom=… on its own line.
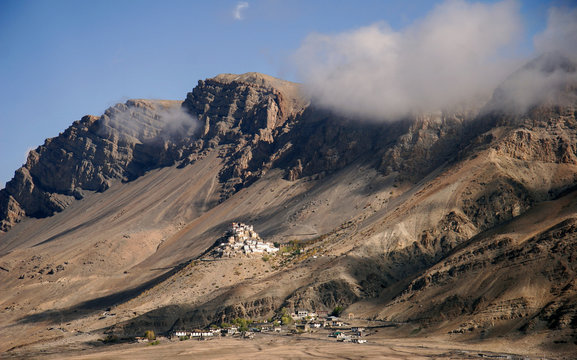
left=331, top=306, right=343, bottom=317
left=279, top=307, right=293, bottom=325
left=232, top=317, right=251, bottom=332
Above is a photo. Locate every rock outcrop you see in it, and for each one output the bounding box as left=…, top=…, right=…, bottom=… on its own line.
left=181, top=72, right=309, bottom=199
left=0, top=99, right=196, bottom=231
left=0, top=72, right=484, bottom=230
left=183, top=73, right=480, bottom=199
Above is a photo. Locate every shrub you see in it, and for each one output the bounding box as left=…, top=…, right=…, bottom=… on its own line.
left=280, top=240, right=304, bottom=256
left=144, top=330, right=156, bottom=341
left=100, top=334, right=119, bottom=343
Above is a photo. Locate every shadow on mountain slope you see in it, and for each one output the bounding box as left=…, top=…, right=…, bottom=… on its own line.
left=14, top=265, right=185, bottom=326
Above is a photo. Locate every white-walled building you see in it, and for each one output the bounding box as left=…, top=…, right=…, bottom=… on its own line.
left=212, top=223, right=279, bottom=258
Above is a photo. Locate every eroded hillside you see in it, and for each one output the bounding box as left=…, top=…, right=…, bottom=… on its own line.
left=1, top=58, right=577, bottom=355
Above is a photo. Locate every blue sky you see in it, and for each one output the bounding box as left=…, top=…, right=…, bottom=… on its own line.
left=0, top=0, right=572, bottom=187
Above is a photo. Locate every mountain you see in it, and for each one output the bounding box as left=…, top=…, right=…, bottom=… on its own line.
left=1, top=56, right=577, bottom=357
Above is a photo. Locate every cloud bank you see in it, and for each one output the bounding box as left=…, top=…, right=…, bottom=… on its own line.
left=293, top=0, right=576, bottom=120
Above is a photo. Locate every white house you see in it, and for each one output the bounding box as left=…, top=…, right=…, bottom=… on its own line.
left=191, top=330, right=213, bottom=338
left=297, top=310, right=309, bottom=317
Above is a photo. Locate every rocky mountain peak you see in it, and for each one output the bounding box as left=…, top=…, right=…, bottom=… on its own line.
left=212, top=72, right=295, bottom=89
left=185, top=72, right=307, bottom=140
left=0, top=74, right=310, bottom=231
left=3, top=60, right=575, bottom=232
left=0, top=99, right=195, bottom=231
left=178, top=73, right=310, bottom=199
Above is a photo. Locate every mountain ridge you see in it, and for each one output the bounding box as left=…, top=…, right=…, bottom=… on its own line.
left=1, top=56, right=577, bottom=356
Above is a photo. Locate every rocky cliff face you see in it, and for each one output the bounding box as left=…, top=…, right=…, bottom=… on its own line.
left=0, top=72, right=482, bottom=231
left=0, top=73, right=311, bottom=230
left=0, top=99, right=195, bottom=231
left=180, top=72, right=309, bottom=198
left=182, top=74, right=481, bottom=200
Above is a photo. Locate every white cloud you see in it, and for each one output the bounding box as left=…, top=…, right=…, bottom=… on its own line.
left=534, top=6, right=577, bottom=57
left=234, top=1, right=249, bottom=20
left=292, top=0, right=523, bottom=120
left=490, top=6, right=577, bottom=113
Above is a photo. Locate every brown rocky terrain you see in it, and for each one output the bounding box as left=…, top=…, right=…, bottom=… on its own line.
left=0, top=99, right=195, bottom=231
left=1, top=55, right=577, bottom=358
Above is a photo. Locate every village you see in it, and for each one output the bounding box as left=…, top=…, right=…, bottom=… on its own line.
left=210, top=222, right=279, bottom=258
left=165, top=309, right=370, bottom=345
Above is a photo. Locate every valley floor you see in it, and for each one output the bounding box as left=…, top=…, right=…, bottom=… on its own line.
left=4, top=328, right=573, bottom=360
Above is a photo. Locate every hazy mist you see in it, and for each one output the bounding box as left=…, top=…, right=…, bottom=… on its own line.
left=100, top=101, right=199, bottom=142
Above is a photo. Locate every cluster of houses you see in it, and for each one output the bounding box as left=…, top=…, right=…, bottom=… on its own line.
left=288, top=310, right=368, bottom=343
left=170, top=310, right=369, bottom=344
left=290, top=310, right=350, bottom=331
left=329, top=326, right=367, bottom=343
left=171, top=310, right=367, bottom=344
left=212, top=223, right=279, bottom=257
